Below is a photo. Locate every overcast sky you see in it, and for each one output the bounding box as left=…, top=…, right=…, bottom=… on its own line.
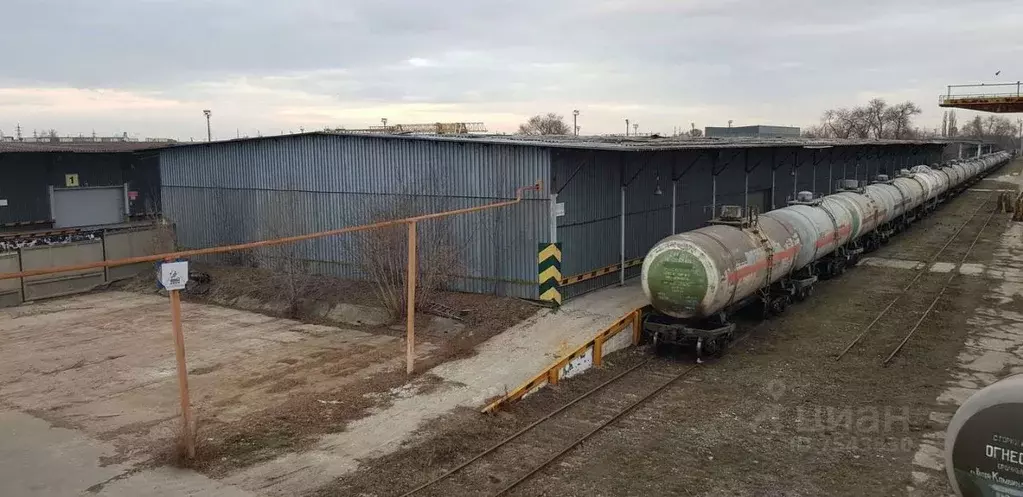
left=1, top=0, right=1021, bottom=140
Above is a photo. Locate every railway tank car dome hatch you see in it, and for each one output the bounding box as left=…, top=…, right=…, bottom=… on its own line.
left=795, top=191, right=814, bottom=203
left=945, top=375, right=1023, bottom=497
left=719, top=205, right=744, bottom=221
left=873, top=174, right=890, bottom=183
left=835, top=179, right=864, bottom=193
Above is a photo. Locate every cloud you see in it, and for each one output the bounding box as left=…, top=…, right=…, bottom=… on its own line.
left=0, top=0, right=1021, bottom=139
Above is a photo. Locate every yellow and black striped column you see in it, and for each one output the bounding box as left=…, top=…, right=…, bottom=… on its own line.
left=538, top=243, right=562, bottom=305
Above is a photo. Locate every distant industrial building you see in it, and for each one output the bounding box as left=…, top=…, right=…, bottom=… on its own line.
left=705, top=125, right=801, bottom=139
left=157, top=132, right=947, bottom=301
left=0, top=140, right=165, bottom=231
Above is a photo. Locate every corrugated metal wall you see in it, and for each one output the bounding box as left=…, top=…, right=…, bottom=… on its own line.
left=160, top=134, right=550, bottom=299
left=553, top=144, right=944, bottom=299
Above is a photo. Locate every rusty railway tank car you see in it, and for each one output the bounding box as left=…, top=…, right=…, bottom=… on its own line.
left=641, top=151, right=1012, bottom=359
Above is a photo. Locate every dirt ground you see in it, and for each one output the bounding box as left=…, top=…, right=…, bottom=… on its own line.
left=325, top=160, right=1023, bottom=497
left=0, top=265, right=537, bottom=484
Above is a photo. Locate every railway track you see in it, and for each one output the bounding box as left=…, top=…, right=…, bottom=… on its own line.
left=396, top=358, right=699, bottom=497
left=882, top=196, right=1002, bottom=366
left=835, top=191, right=1002, bottom=364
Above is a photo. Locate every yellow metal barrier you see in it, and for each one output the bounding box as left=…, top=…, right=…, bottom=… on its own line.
left=559, top=257, right=644, bottom=286
left=482, top=306, right=648, bottom=413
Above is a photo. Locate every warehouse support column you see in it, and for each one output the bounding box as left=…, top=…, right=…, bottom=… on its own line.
left=548, top=193, right=558, bottom=244
left=828, top=156, right=833, bottom=194
left=619, top=186, right=626, bottom=286
left=792, top=165, right=798, bottom=201
left=712, top=173, right=717, bottom=218
left=742, top=150, right=749, bottom=214
left=770, top=169, right=776, bottom=210
left=977, top=144, right=982, bottom=158
left=958, top=143, right=963, bottom=159
left=811, top=149, right=817, bottom=194
left=792, top=149, right=799, bottom=201
left=671, top=180, right=677, bottom=234
left=671, top=152, right=700, bottom=235
left=743, top=172, right=749, bottom=214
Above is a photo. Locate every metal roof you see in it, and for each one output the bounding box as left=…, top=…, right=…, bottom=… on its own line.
left=159, top=130, right=950, bottom=153
left=0, top=141, right=173, bottom=153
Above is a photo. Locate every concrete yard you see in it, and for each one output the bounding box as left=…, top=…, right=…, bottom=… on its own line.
left=0, top=276, right=646, bottom=496
left=0, top=291, right=402, bottom=496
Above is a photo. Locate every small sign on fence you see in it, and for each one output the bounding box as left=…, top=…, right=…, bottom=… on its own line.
left=158, top=261, right=189, bottom=291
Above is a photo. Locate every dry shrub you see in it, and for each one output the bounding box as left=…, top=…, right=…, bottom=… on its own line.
left=358, top=198, right=463, bottom=318
left=147, top=217, right=177, bottom=254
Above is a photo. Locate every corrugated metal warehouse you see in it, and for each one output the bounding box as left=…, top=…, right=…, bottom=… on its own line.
left=158, top=132, right=952, bottom=301
left=0, top=141, right=165, bottom=231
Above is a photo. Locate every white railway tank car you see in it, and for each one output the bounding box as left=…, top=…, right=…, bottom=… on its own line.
left=641, top=151, right=1012, bottom=358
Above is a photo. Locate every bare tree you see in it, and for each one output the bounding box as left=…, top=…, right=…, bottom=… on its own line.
left=886, top=102, right=922, bottom=139
left=865, top=98, right=888, bottom=139
left=948, top=110, right=958, bottom=137
left=688, top=128, right=703, bottom=138
left=517, top=113, right=571, bottom=135
left=961, top=115, right=1020, bottom=150
left=810, top=99, right=922, bottom=140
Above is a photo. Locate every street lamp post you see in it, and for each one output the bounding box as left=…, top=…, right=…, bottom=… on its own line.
left=572, top=110, right=580, bottom=137
left=203, top=110, right=212, bottom=142
left=625, top=119, right=630, bottom=136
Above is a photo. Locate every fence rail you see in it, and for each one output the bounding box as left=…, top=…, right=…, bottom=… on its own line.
left=941, top=82, right=1023, bottom=102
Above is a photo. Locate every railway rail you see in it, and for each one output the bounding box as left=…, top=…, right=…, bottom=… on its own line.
left=882, top=196, right=1001, bottom=365
left=834, top=192, right=997, bottom=361
left=834, top=190, right=1003, bottom=365
left=396, top=358, right=699, bottom=497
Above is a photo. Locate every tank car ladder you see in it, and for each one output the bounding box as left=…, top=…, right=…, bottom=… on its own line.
left=749, top=209, right=787, bottom=317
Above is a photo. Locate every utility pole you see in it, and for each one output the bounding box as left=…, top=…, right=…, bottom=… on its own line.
left=633, top=123, right=639, bottom=136
left=1018, top=118, right=1022, bottom=156
left=625, top=119, right=630, bottom=136
left=203, top=109, right=212, bottom=142
left=572, top=109, right=580, bottom=137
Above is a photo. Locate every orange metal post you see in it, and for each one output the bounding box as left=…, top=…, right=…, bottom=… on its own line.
left=632, top=309, right=642, bottom=345
left=169, top=288, right=195, bottom=458
left=593, top=337, right=604, bottom=367
left=406, top=222, right=417, bottom=375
